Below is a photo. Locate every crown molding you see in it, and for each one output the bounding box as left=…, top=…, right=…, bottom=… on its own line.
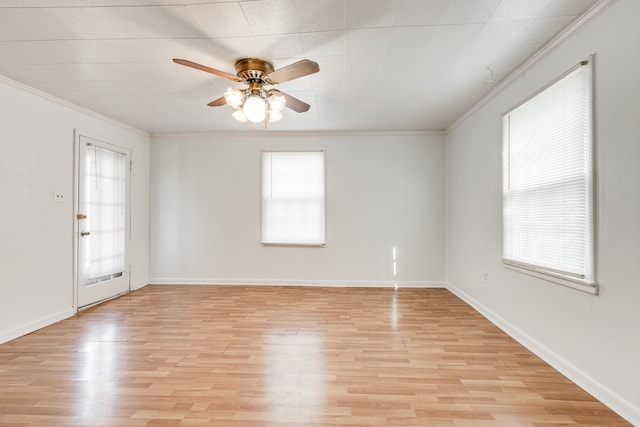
left=0, top=74, right=149, bottom=138
left=446, top=0, right=619, bottom=134
left=151, top=129, right=446, bottom=139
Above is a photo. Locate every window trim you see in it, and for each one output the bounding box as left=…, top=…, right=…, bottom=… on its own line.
left=501, top=58, right=597, bottom=295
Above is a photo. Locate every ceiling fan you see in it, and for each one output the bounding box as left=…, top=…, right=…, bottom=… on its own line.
left=173, top=57, right=320, bottom=124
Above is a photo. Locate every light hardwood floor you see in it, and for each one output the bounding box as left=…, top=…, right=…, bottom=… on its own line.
left=0, top=285, right=630, bottom=426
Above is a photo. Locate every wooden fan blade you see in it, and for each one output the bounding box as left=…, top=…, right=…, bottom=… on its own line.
left=265, top=59, right=319, bottom=84
left=207, top=96, right=226, bottom=107
left=280, top=91, right=311, bottom=113
left=173, top=58, right=240, bottom=82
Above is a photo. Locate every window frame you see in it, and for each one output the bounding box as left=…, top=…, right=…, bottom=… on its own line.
left=501, top=59, right=597, bottom=295
left=260, top=150, right=326, bottom=247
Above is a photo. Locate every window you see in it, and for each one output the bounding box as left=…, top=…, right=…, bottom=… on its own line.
left=261, top=151, right=325, bottom=245
left=84, top=144, right=127, bottom=283
left=502, top=60, right=596, bottom=293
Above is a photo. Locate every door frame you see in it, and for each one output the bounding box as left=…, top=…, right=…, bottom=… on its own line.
left=73, top=130, right=132, bottom=311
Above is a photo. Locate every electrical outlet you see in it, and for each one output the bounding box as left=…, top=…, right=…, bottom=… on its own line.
left=53, top=190, right=66, bottom=203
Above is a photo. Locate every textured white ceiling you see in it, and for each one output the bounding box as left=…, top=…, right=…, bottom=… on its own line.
left=0, top=0, right=600, bottom=133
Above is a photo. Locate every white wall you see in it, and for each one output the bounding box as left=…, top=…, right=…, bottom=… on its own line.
left=445, top=1, right=640, bottom=424
left=150, top=132, right=445, bottom=286
left=0, top=77, right=150, bottom=343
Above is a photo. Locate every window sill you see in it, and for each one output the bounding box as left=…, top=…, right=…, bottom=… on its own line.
left=503, top=261, right=598, bottom=295
left=261, top=242, right=326, bottom=248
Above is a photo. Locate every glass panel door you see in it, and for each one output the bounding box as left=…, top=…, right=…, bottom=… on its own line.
left=77, top=136, right=130, bottom=308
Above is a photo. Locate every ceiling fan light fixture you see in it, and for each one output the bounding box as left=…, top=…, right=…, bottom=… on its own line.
left=267, top=93, right=286, bottom=112
left=243, top=95, right=266, bottom=123
left=232, top=107, right=248, bottom=122
left=269, top=109, right=283, bottom=123
left=224, top=87, right=244, bottom=109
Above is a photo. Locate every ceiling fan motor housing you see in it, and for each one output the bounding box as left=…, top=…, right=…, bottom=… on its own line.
left=234, top=58, right=274, bottom=83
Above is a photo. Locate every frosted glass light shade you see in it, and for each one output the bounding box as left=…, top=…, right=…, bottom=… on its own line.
left=269, top=109, right=283, bottom=123
left=268, top=94, right=286, bottom=112
left=232, top=107, right=247, bottom=122
left=243, top=95, right=266, bottom=123
left=224, top=87, right=244, bottom=109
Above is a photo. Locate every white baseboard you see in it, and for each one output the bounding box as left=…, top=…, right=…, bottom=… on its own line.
left=149, top=277, right=446, bottom=288
left=446, top=282, right=639, bottom=426
left=0, top=308, right=76, bottom=344
left=131, top=280, right=149, bottom=291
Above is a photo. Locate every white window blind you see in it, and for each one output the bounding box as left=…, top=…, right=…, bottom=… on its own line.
left=262, top=151, right=325, bottom=245
left=502, top=61, right=595, bottom=291
left=85, top=145, right=126, bottom=283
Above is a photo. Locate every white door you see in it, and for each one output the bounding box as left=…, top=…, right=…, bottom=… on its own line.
left=76, top=136, right=130, bottom=308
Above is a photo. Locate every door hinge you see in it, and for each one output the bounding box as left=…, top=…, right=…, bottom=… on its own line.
left=129, top=160, right=133, bottom=171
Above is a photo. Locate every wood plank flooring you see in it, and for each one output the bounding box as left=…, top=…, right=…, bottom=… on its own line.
left=0, top=285, right=631, bottom=426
